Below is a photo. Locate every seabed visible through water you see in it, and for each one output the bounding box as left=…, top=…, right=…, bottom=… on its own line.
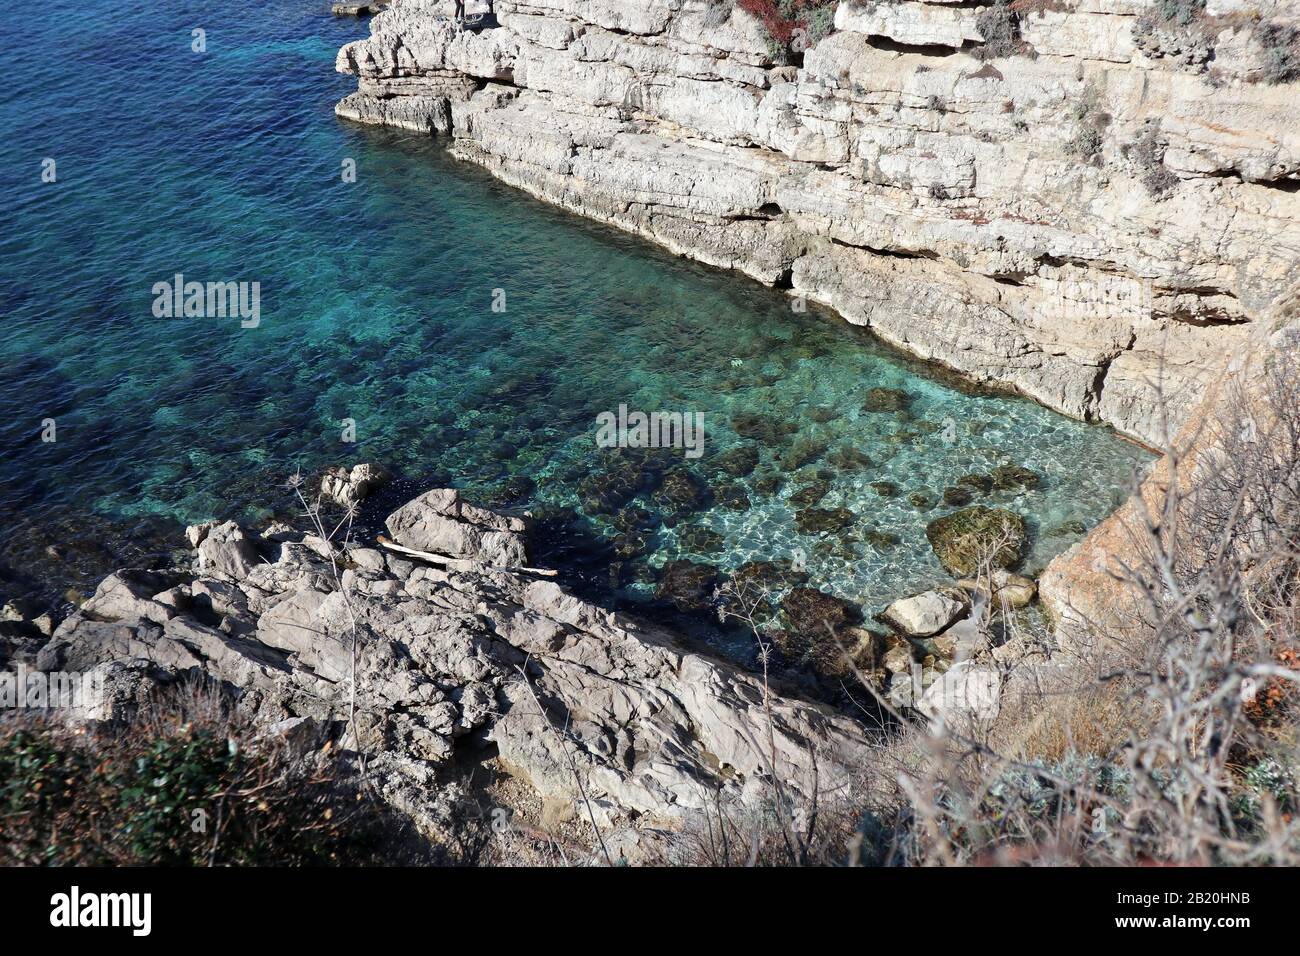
left=0, top=0, right=1152, bottom=639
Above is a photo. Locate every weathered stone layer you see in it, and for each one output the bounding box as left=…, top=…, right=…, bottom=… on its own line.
left=336, top=0, right=1300, bottom=445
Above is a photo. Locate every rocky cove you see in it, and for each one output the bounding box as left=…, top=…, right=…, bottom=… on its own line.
left=335, top=0, right=1300, bottom=447
left=0, top=0, right=1150, bottom=634
left=2, top=0, right=1298, bottom=862
left=0, top=477, right=1068, bottom=856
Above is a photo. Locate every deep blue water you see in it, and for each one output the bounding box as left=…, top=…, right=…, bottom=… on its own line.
left=0, top=0, right=1149, bottom=623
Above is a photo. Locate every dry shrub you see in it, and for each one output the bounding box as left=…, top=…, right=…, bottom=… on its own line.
left=1000, top=679, right=1151, bottom=765
left=0, top=682, right=425, bottom=866
left=882, top=339, right=1300, bottom=866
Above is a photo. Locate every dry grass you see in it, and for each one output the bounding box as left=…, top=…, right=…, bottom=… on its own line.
left=660, top=328, right=1300, bottom=867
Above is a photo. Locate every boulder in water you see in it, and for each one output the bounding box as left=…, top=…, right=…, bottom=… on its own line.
left=862, top=388, right=910, bottom=413
left=321, top=462, right=392, bottom=508
left=880, top=588, right=969, bottom=638
left=925, top=506, right=1028, bottom=577
left=654, top=560, right=719, bottom=612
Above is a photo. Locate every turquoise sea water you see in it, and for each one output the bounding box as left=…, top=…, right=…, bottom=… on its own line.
left=0, top=0, right=1150, bottom=626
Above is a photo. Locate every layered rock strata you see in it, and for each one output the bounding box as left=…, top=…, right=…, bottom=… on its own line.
left=336, top=0, right=1300, bottom=445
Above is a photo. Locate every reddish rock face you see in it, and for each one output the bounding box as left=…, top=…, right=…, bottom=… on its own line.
left=1041, top=283, right=1300, bottom=645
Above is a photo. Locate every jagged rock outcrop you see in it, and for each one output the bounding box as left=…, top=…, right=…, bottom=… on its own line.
left=321, top=461, right=392, bottom=508
left=336, top=0, right=1300, bottom=445
left=29, top=489, right=873, bottom=839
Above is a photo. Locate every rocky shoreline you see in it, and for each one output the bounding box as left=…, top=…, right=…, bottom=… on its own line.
left=3, top=482, right=877, bottom=848
left=5, top=0, right=1297, bottom=863
left=333, top=0, right=1300, bottom=447
left=3, top=464, right=1059, bottom=852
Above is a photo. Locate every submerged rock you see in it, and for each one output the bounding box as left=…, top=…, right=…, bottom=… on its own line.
left=794, top=506, right=856, bottom=535
left=610, top=506, right=658, bottom=533
left=861, top=388, right=911, bottom=413
left=782, top=587, right=859, bottom=636
left=779, top=435, right=829, bottom=471
left=809, top=626, right=884, bottom=683
left=730, top=411, right=796, bottom=444
left=990, top=463, right=1042, bottom=491
left=1046, top=519, right=1088, bottom=538
left=731, top=559, right=809, bottom=591
left=870, top=481, right=899, bottom=498
left=713, top=481, right=751, bottom=511
left=958, top=473, right=994, bottom=495
left=654, top=560, right=720, bottom=612
left=677, top=525, right=724, bottom=555
left=942, top=486, right=975, bottom=507
left=827, top=446, right=873, bottom=471
left=714, top=444, right=760, bottom=477
left=611, top=531, right=649, bottom=560
left=651, top=468, right=712, bottom=522
left=863, top=528, right=901, bottom=550
left=789, top=480, right=831, bottom=508
left=577, top=454, right=649, bottom=515
left=925, top=506, right=1028, bottom=577
left=776, top=589, right=881, bottom=681
left=468, top=474, right=536, bottom=510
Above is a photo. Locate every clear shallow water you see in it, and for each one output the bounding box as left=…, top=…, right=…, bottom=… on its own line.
left=0, top=0, right=1150, bottom=622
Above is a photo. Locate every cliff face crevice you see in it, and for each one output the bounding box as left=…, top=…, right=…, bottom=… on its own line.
left=336, top=0, right=1300, bottom=445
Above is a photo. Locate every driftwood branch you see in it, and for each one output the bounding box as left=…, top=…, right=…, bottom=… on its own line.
left=376, top=535, right=557, bottom=577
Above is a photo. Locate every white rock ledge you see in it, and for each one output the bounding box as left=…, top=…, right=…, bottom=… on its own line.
left=334, top=0, right=1300, bottom=445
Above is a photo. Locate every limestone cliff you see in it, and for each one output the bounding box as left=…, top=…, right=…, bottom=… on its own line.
left=336, top=0, right=1300, bottom=445
left=1040, top=276, right=1300, bottom=637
